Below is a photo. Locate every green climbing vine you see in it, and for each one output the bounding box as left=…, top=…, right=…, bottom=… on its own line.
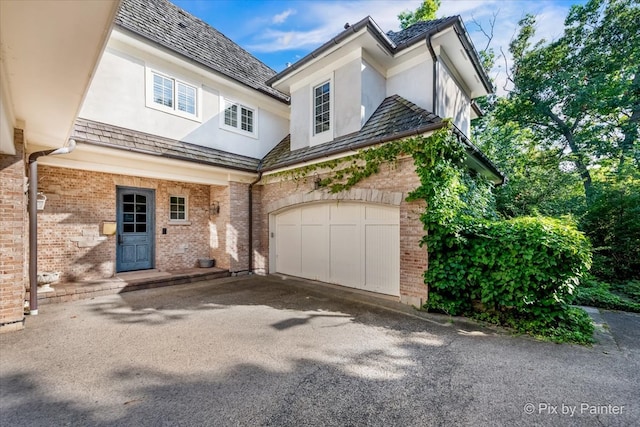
left=277, top=121, right=593, bottom=344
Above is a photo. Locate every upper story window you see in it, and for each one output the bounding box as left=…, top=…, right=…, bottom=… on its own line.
left=220, top=98, right=257, bottom=137
left=145, top=67, right=201, bottom=121
left=314, top=81, right=331, bottom=135
left=152, top=72, right=196, bottom=115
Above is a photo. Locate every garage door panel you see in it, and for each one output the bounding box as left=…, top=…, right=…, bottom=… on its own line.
left=365, top=205, right=399, bottom=223
left=301, top=225, right=329, bottom=282
left=301, top=204, right=329, bottom=224
left=330, top=203, right=361, bottom=223
left=276, top=224, right=301, bottom=276
left=277, top=208, right=300, bottom=225
left=365, top=224, right=400, bottom=295
left=329, top=224, right=361, bottom=287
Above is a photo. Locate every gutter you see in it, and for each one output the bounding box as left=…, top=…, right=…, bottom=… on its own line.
left=27, top=139, right=77, bottom=315
left=426, top=31, right=438, bottom=117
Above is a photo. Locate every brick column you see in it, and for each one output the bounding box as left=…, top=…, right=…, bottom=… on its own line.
left=0, top=129, right=27, bottom=332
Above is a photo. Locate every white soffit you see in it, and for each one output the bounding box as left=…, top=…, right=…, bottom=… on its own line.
left=0, top=0, right=120, bottom=150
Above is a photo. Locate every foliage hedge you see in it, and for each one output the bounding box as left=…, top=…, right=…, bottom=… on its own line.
left=425, top=217, right=592, bottom=317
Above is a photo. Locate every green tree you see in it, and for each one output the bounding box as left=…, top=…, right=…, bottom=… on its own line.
left=398, top=0, right=441, bottom=29
left=497, top=0, right=640, bottom=200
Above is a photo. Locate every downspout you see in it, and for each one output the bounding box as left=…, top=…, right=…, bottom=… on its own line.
left=426, top=34, right=438, bottom=116
left=28, top=139, right=76, bottom=315
left=247, top=166, right=263, bottom=274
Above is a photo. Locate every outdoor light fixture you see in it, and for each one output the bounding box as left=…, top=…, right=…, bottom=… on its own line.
left=210, top=201, right=220, bottom=216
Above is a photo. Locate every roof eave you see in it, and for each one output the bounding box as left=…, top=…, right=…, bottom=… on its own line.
left=78, top=138, right=260, bottom=173
left=260, top=122, right=445, bottom=173
left=451, top=18, right=494, bottom=95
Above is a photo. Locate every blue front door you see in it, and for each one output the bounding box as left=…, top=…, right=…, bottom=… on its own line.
left=116, top=187, right=155, bottom=272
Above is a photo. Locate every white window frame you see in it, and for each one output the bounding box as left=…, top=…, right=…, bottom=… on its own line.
left=219, top=97, right=258, bottom=138
left=145, top=68, right=202, bottom=122
left=169, top=194, right=189, bottom=224
left=310, top=75, right=334, bottom=145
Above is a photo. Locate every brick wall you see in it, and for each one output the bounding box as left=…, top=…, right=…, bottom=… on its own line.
left=37, top=166, right=212, bottom=281
left=209, top=185, right=230, bottom=269
left=256, top=156, right=428, bottom=305
left=229, top=181, right=250, bottom=273
left=0, top=129, right=27, bottom=332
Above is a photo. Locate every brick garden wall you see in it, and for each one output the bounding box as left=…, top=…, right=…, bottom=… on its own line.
left=0, top=129, right=27, bottom=331
left=37, top=166, right=214, bottom=281
left=256, top=156, right=428, bottom=305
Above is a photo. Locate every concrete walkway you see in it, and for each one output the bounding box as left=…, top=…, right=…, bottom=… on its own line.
left=1, top=275, right=638, bottom=426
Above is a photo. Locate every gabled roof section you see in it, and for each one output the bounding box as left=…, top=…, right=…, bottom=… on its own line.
left=261, top=95, right=442, bottom=171
left=266, top=16, right=395, bottom=87
left=267, top=15, right=492, bottom=95
left=115, top=0, right=288, bottom=103
left=72, top=118, right=260, bottom=172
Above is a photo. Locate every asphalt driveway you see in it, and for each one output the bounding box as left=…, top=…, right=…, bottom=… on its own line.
left=1, top=275, right=638, bottom=426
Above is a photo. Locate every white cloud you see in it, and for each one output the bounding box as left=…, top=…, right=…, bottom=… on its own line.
left=248, top=0, right=417, bottom=52
left=272, top=8, right=296, bottom=25
left=245, top=0, right=580, bottom=94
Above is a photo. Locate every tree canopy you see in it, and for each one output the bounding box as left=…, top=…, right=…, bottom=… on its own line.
left=495, top=0, right=639, bottom=199
left=398, top=0, right=441, bottom=29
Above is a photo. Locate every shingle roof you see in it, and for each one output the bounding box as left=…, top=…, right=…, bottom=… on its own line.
left=115, top=0, right=288, bottom=103
left=260, top=95, right=443, bottom=171
left=72, top=118, right=260, bottom=172
left=386, top=16, right=457, bottom=47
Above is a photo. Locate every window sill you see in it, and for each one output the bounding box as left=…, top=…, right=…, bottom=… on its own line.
left=168, top=221, right=192, bottom=226
left=146, top=103, right=202, bottom=123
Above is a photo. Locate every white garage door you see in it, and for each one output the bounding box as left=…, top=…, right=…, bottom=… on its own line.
left=274, top=203, right=399, bottom=296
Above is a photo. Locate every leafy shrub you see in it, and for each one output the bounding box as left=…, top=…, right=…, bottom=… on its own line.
left=574, top=278, right=640, bottom=313
left=425, top=217, right=592, bottom=315
left=611, top=280, right=640, bottom=302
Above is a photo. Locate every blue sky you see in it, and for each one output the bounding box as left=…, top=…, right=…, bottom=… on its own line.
left=173, top=0, right=588, bottom=93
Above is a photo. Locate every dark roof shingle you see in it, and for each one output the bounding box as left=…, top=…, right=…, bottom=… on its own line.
left=72, top=118, right=260, bottom=171
left=260, top=95, right=442, bottom=171
left=115, top=0, right=288, bottom=103
left=386, top=16, right=457, bottom=47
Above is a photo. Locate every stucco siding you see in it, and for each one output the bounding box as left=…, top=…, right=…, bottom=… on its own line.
left=334, top=57, right=362, bottom=138
left=386, top=60, right=433, bottom=113
left=361, top=59, right=386, bottom=126
left=80, top=37, right=288, bottom=159
left=437, top=62, right=470, bottom=136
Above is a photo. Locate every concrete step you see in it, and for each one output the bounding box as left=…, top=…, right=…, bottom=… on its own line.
left=28, top=268, right=231, bottom=305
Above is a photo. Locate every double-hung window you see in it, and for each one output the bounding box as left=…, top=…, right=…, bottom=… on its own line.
left=221, top=99, right=257, bottom=136
left=147, top=69, right=199, bottom=120
left=314, top=81, right=331, bottom=135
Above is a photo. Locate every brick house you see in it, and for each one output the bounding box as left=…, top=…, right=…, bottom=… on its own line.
left=0, top=0, right=502, bottom=332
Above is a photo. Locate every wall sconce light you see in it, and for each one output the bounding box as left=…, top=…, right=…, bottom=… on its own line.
left=36, top=192, right=47, bottom=211
left=210, top=201, right=220, bottom=216
left=313, top=174, right=322, bottom=190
